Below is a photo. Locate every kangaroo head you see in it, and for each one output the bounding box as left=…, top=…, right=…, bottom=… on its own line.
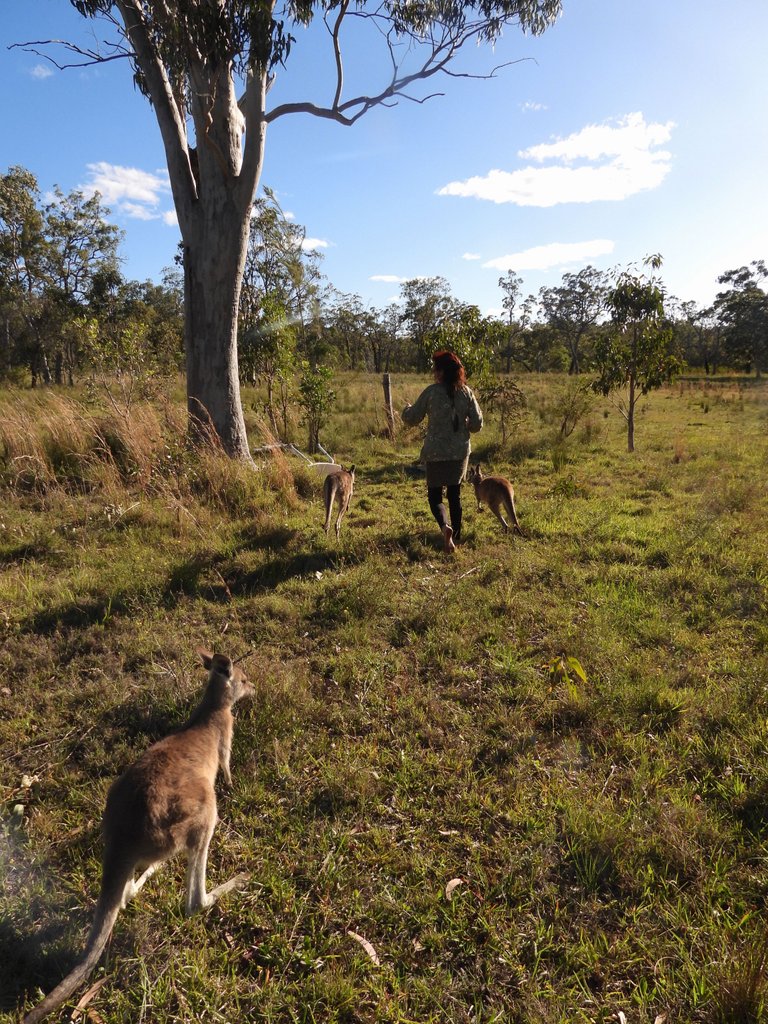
left=468, top=464, right=483, bottom=484
left=198, top=649, right=254, bottom=705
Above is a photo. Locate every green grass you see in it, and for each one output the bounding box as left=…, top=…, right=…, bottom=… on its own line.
left=1, top=373, right=768, bottom=1022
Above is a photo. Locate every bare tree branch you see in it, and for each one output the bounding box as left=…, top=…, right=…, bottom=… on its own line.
left=266, top=16, right=521, bottom=126
left=326, top=0, right=350, bottom=111
left=9, top=38, right=131, bottom=70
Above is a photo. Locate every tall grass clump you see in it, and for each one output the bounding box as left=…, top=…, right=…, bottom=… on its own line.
left=0, top=391, right=301, bottom=517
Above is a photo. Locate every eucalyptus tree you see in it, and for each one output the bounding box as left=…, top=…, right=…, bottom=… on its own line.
left=538, top=265, right=607, bottom=374
left=498, top=269, right=522, bottom=373
left=240, top=187, right=322, bottom=333
left=399, top=276, right=458, bottom=370
left=672, top=299, right=723, bottom=376
left=434, top=301, right=498, bottom=380
left=27, top=0, right=562, bottom=456
left=238, top=189, right=320, bottom=421
left=592, top=256, right=680, bottom=453
left=42, top=187, right=123, bottom=383
left=714, top=260, right=768, bottom=376
left=0, top=166, right=121, bottom=384
left=369, top=302, right=404, bottom=373
left=322, top=289, right=371, bottom=370
left=0, top=166, right=43, bottom=376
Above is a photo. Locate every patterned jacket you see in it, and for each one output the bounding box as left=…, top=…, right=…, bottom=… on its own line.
left=401, top=382, right=483, bottom=462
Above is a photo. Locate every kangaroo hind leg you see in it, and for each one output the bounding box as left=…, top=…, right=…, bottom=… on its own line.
left=184, top=820, right=249, bottom=915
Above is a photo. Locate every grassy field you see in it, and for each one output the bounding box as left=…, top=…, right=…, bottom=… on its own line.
left=0, top=372, right=767, bottom=1023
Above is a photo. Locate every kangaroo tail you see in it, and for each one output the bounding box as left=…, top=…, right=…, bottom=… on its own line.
left=23, top=862, right=129, bottom=1024
left=323, top=479, right=337, bottom=532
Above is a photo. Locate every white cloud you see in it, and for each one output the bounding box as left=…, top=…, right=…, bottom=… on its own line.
left=483, top=239, right=615, bottom=272
left=370, top=274, right=406, bottom=283
left=120, top=202, right=158, bottom=222
left=302, top=236, right=330, bottom=251
left=521, top=100, right=546, bottom=113
left=83, top=162, right=170, bottom=205
left=81, top=162, right=177, bottom=224
left=30, top=64, right=53, bottom=80
left=162, top=209, right=179, bottom=227
left=438, top=112, right=674, bottom=207
left=462, top=253, right=481, bottom=261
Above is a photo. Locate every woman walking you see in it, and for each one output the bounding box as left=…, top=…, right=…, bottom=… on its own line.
left=402, top=350, right=483, bottom=553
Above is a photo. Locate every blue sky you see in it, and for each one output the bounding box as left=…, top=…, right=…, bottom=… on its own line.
left=2, top=1, right=767, bottom=318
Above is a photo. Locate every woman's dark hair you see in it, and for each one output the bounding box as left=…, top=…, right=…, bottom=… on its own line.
left=432, top=350, right=466, bottom=395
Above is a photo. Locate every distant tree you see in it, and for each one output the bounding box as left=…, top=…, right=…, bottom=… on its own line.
left=399, top=276, right=457, bottom=370
left=0, top=166, right=121, bottom=385
left=238, top=189, right=319, bottom=428
left=592, top=256, right=681, bottom=452
left=240, top=293, right=297, bottom=434
left=298, top=361, right=335, bottom=454
left=713, top=261, right=768, bottom=376
left=0, top=166, right=44, bottom=378
left=498, top=269, right=523, bottom=373
left=82, top=270, right=183, bottom=410
left=368, top=303, right=404, bottom=373
left=539, top=265, right=607, bottom=374
left=42, top=187, right=122, bottom=383
left=434, top=302, right=497, bottom=380
left=323, top=290, right=371, bottom=370
left=504, top=294, right=564, bottom=372
left=28, top=0, right=561, bottom=456
left=240, top=188, right=322, bottom=336
left=671, top=299, right=723, bottom=376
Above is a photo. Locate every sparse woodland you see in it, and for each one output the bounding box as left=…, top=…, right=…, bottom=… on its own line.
left=3, top=1, right=768, bottom=1018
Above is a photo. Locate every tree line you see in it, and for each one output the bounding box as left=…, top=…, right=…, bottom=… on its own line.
left=3, top=164, right=767, bottom=394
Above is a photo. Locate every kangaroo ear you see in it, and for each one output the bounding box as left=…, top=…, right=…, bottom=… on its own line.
left=349, top=464, right=356, bottom=475
left=198, top=648, right=213, bottom=670
left=210, top=654, right=233, bottom=678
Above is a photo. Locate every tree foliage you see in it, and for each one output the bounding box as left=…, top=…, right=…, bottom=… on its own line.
left=538, top=265, right=607, bottom=375
left=713, top=261, right=768, bottom=376
left=592, top=256, right=680, bottom=452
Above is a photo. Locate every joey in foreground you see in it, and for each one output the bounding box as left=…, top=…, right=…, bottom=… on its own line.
left=23, top=651, right=253, bottom=1024
left=323, top=464, right=355, bottom=539
left=467, top=464, right=524, bottom=536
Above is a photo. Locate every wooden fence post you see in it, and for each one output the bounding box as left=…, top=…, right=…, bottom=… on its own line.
left=382, top=373, right=396, bottom=440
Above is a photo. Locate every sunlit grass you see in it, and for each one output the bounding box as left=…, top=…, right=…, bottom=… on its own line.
left=1, top=373, right=767, bottom=1022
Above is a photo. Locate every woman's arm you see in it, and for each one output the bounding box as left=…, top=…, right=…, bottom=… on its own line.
left=401, top=386, right=431, bottom=426
left=466, top=389, right=484, bottom=433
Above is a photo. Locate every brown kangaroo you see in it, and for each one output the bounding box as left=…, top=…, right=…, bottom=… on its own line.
left=22, top=651, right=253, bottom=1024
left=323, top=464, right=355, bottom=539
left=467, top=463, right=524, bottom=536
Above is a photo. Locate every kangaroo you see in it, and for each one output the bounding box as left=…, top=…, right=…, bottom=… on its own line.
left=323, top=464, right=355, bottom=539
left=23, top=651, right=253, bottom=1024
left=467, top=463, right=524, bottom=536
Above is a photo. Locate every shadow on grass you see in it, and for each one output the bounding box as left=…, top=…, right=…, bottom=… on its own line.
left=224, top=549, right=364, bottom=593
left=0, top=917, right=67, bottom=1014
left=361, top=461, right=424, bottom=485
left=26, top=595, right=131, bottom=635
left=235, top=524, right=299, bottom=551
left=0, top=541, right=52, bottom=565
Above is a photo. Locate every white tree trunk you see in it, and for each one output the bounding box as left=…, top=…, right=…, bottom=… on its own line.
left=115, top=1, right=267, bottom=459
left=183, top=201, right=252, bottom=458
